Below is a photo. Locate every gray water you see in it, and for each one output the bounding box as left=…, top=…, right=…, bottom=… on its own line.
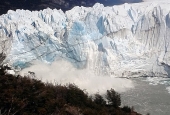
left=121, top=78, right=170, bottom=115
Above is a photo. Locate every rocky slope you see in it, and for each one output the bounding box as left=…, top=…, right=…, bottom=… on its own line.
left=0, top=0, right=142, bottom=15
left=0, top=0, right=95, bottom=15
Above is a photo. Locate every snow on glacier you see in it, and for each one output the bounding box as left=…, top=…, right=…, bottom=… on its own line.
left=0, top=2, right=170, bottom=78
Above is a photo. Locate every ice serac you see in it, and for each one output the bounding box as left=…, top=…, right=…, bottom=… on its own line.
left=1, top=2, right=170, bottom=77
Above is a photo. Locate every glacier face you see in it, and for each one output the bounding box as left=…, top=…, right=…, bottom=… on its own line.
left=1, top=2, right=170, bottom=77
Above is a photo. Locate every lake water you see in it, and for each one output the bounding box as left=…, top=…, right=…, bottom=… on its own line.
left=121, top=77, right=170, bottom=115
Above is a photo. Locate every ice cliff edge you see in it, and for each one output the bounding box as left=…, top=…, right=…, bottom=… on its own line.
left=0, top=2, right=170, bottom=77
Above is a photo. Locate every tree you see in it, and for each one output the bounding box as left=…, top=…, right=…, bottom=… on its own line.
left=94, top=93, right=106, bottom=106
left=106, top=88, right=121, bottom=108
left=121, top=106, right=131, bottom=113
left=66, top=84, right=88, bottom=107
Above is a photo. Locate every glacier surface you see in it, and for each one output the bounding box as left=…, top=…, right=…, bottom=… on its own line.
left=1, top=2, right=170, bottom=77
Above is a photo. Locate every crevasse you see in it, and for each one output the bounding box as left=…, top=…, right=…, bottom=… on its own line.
left=0, top=2, right=170, bottom=77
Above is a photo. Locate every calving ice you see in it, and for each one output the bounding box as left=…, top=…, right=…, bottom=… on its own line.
left=0, top=2, right=170, bottom=77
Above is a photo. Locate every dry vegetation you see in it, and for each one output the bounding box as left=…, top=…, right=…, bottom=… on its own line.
left=0, top=66, right=141, bottom=115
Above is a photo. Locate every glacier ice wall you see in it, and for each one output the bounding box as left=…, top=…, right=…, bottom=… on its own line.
left=1, top=2, right=170, bottom=77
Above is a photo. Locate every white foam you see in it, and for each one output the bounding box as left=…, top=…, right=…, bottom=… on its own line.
left=144, top=77, right=170, bottom=94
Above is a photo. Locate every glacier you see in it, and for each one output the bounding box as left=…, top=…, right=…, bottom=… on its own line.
left=1, top=2, right=170, bottom=77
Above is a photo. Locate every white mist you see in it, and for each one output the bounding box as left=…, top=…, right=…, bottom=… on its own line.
left=21, top=60, right=134, bottom=95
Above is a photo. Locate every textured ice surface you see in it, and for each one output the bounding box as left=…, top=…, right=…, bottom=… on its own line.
left=1, top=2, right=170, bottom=77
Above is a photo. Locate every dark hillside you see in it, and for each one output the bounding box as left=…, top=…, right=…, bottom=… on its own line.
left=0, top=0, right=142, bottom=15
left=0, top=66, right=142, bottom=115
left=0, top=0, right=96, bottom=15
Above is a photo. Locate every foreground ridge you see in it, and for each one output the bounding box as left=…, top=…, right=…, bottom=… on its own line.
left=0, top=66, right=141, bottom=115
